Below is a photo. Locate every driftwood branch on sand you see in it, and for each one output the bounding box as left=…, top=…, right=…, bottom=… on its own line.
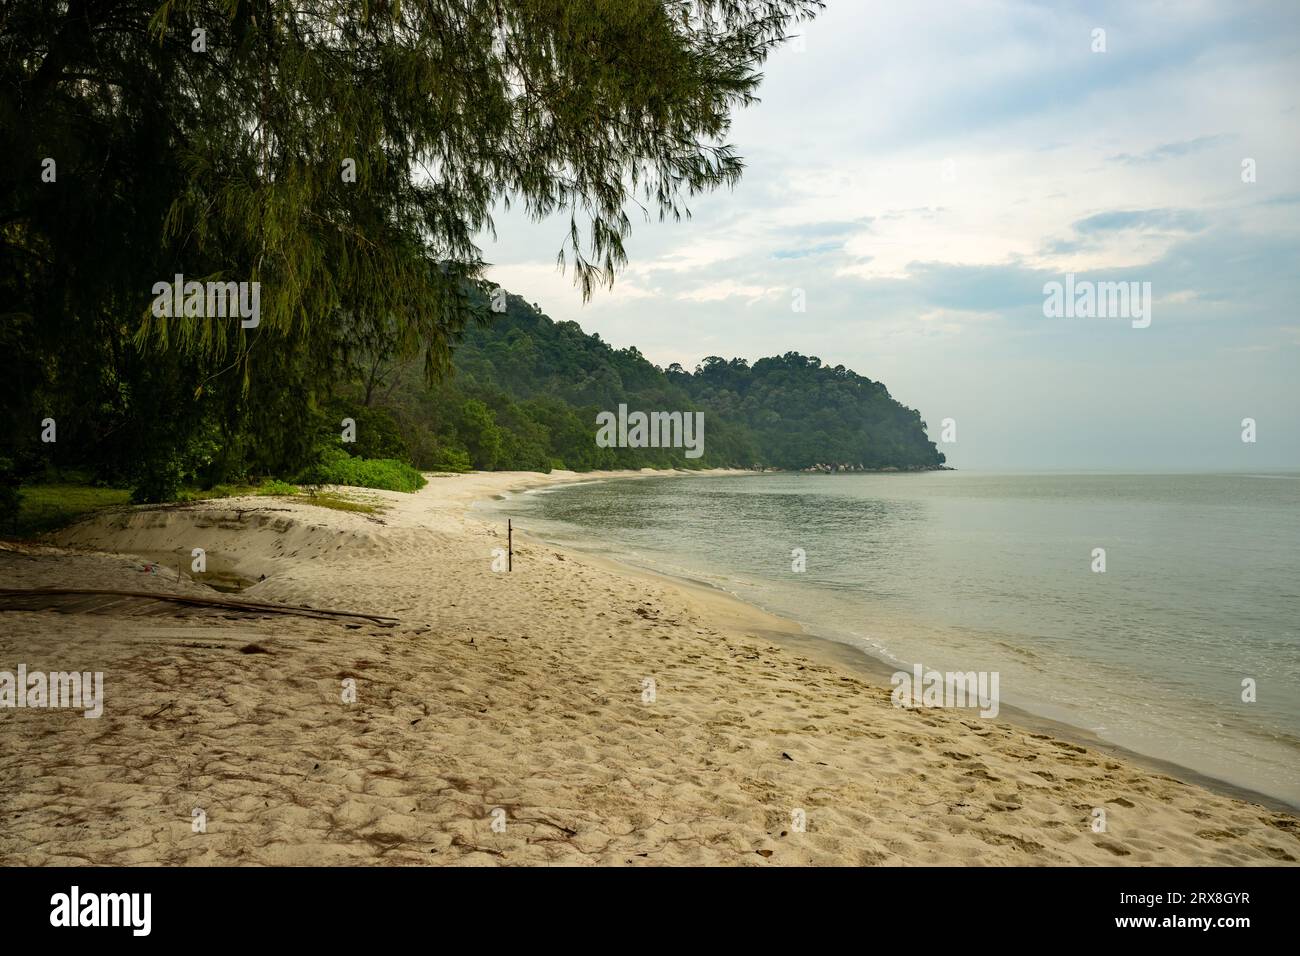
left=0, top=587, right=399, bottom=627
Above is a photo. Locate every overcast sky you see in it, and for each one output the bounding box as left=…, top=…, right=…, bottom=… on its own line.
left=480, top=0, right=1300, bottom=471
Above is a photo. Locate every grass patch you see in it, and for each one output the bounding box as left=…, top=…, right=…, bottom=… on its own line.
left=11, top=483, right=131, bottom=538
left=257, top=479, right=299, bottom=497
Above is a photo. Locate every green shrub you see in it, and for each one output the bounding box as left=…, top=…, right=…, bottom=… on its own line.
left=328, top=403, right=409, bottom=461
left=297, top=448, right=426, bottom=492
left=258, top=479, right=299, bottom=497
left=131, top=453, right=185, bottom=503
left=456, top=399, right=502, bottom=469
left=427, top=445, right=473, bottom=473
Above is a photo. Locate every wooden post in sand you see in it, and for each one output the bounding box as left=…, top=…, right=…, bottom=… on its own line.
left=507, top=519, right=513, bottom=572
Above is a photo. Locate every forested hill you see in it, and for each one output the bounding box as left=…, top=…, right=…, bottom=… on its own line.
left=2, top=284, right=945, bottom=506
left=375, top=291, right=947, bottom=473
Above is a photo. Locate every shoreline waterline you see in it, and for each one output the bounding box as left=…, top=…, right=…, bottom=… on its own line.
left=474, top=469, right=1300, bottom=815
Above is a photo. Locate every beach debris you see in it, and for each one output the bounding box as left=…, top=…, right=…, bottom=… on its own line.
left=0, top=587, right=399, bottom=627
left=239, top=643, right=271, bottom=654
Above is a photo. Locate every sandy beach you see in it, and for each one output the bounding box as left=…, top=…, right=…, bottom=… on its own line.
left=1, top=470, right=1296, bottom=866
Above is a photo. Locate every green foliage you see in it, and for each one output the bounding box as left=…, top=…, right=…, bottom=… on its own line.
left=3, top=1, right=938, bottom=494
left=366, top=293, right=945, bottom=472
left=326, top=403, right=408, bottom=461
left=686, top=353, right=948, bottom=470
left=297, top=448, right=426, bottom=492
left=457, top=399, right=504, bottom=470
left=0, top=458, right=23, bottom=533
left=2, top=0, right=819, bottom=502
left=426, top=445, right=473, bottom=474
left=258, top=479, right=299, bottom=497
left=12, top=483, right=132, bottom=538
left=130, top=453, right=186, bottom=504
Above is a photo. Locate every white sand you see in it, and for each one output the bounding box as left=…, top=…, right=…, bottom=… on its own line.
left=0, top=470, right=1296, bottom=865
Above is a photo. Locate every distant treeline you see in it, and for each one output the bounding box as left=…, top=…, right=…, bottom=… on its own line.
left=359, top=292, right=948, bottom=474
left=3, top=279, right=945, bottom=504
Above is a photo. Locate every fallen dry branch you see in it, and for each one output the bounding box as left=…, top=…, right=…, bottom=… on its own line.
left=0, top=587, right=400, bottom=627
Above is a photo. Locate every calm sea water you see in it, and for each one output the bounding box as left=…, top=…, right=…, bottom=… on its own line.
left=484, top=473, right=1300, bottom=807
